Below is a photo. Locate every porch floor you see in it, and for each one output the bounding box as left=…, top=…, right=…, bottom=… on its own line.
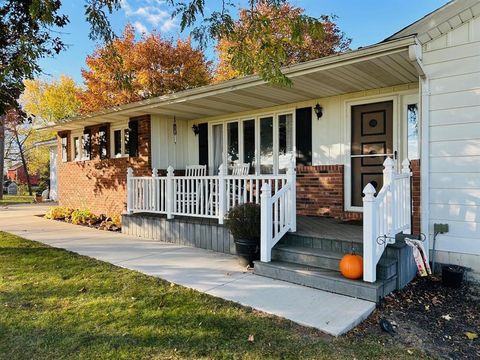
left=296, top=216, right=363, bottom=243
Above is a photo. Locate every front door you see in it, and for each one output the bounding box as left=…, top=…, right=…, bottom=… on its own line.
left=351, top=101, right=394, bottom=207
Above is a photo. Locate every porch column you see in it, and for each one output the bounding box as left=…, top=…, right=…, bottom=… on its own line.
left=166, top=166, right=174, bottom=219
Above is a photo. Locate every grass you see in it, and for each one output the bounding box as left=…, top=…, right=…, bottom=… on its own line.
left=0, top=195, right=34, bottom=206
left=0, top=232, right=433, bottom=360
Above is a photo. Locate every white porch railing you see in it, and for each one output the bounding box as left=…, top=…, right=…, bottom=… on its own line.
left=363, top=158, right=412, bottom=283
left=127, top=162, right=296, bottom=233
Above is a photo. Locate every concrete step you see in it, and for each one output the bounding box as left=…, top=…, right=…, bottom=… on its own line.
left=272, top=245, right=397, bottom=281
left=254, top=260, right=397, bottom=302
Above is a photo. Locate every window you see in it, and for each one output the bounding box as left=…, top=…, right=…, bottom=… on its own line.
left=243, top=120, right=255, bottom=174
left=73, top=136, right=80, bottom=161
left=407, top=104, right=419, bottom=160
left=61, top=136, right=68, bottom=162
left=227, top=122, right=239, bottom=172
left=111, top=124, right=132, bottom=158
left=278, top=113, right=294, bottom=173
left=210, top=111, right=295, bottom=175
left=83, top=129, right=91, bottom=160
left=99, top=126, right=108, bottom=159
left=113, top=129, right=122, bottom=157
left=260, top=116, right=274, bottom=174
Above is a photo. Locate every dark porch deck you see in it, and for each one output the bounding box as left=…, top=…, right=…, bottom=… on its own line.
left=296, top=216, right=363, bottom=243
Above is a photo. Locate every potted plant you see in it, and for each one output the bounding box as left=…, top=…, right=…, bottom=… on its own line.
left=442, top=265, right=465, bottom=288
left=225, top=203, right=261, bottom=267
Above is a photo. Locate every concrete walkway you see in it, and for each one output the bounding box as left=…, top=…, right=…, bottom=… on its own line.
left=0, top=203, right=375, bottom=336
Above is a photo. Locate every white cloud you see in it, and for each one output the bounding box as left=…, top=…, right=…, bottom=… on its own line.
left=121, top=0, right=177, bottom=34
left=133, top=21, right=149, bottom=35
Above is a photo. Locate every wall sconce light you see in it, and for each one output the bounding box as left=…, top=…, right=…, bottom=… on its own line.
left=314, top=103, right=323, bottom=119
left=192, top=124, right=200, bottom=136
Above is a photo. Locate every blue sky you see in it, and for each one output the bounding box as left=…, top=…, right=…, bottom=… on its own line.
left=38, top=0, right=450, bottom=84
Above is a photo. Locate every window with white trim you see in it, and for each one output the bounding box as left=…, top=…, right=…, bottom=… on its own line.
left=73, top=135, right=81, bottom=161
left=111, top=124, right=130, bottom=158
left=61, top=136, right=68, bottom=162
left=210, top=111, right=295, bottom=175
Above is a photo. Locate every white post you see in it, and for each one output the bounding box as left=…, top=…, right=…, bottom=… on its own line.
left=127, top=167, right=133, bottom=214
left=363, top=183, right=377, bottom=283
left=287, top=159, right=296, bottom=232
left=166, top=166, right=174, bottom=219
left=152, top=168, right=158, bottom=212
left=402, top=158, right=412, bottom=234
left=260, top=182, right=273, bottom=262
left=383, top=157, right=395, bottom=234
left=218, top=164, right=227, bottom=224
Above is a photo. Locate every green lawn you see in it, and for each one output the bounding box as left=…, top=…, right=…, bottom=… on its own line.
left=0, top=195, right=34, bottom=206
left=0, top=232, right=432, bottom=360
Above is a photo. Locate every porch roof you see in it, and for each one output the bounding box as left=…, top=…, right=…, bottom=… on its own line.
left=50, top=36, right=422, bottom=131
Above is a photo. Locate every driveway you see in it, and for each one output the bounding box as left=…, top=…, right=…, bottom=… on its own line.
left=0, top=203, right=375, bottom=336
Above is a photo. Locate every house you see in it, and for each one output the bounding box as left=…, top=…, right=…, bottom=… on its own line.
left=6, top=163, right=40, bottom=186
left=48, top=0, right=480, bottom=301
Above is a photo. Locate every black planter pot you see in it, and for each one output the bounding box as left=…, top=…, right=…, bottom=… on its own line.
left=234, top=238, right=259, bottom=268
left=442, top=265, right=465, bottom=288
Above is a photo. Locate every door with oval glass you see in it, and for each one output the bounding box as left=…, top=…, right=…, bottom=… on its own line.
left=351, top=101, right=394, bottom=207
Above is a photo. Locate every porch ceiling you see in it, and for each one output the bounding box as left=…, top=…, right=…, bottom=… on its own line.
left=49, top=36, right=421, bottom=131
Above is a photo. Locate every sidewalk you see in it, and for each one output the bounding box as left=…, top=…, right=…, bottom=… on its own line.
left=0, top=203, right=375, bottom=336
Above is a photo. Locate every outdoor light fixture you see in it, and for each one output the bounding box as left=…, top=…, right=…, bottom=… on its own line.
left=192, top=124, right=200, bottom=136
left=314, top=103, right=323, bottom=119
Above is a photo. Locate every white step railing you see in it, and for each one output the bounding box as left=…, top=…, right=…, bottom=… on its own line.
left=260, top=161, right=296, bottom=262
left=127, top=163, right=294, bottom=228
left=363, top=158, right=412, bottom=283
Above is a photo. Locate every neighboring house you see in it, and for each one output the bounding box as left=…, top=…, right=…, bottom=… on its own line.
left=33, top=138, right=59, bottom=201
left=49, top=0, right=480, bottom=300
left=6, top=163, right=40, bottom=186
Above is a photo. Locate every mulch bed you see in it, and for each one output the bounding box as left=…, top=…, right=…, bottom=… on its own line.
left=41, top=216, right=121, bottom=232
left=349, top=275, right=480, bottom=359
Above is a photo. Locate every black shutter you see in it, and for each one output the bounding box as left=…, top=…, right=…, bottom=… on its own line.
left=198, top=123, right=208, bottom=166
left=295, top=107, right=312, bottom=165
left=128, top=120, right=139, bottom=157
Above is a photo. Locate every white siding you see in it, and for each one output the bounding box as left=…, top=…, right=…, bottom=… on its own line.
left=423, top=16, right=480, bottom=258
left=150, top=115, right=192, bottom=170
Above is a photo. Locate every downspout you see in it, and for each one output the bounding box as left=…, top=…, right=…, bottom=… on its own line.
left=420, top=76, right=430, bottom=262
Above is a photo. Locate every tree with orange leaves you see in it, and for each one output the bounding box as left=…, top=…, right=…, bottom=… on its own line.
left=214, top=3, right=351, bottom=83
left=78, top=25, right=212, bottom=113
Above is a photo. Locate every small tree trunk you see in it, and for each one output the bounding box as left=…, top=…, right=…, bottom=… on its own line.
left=0, top=116, right=5, bottom=200
left=14, top=130, right=32, bottom=196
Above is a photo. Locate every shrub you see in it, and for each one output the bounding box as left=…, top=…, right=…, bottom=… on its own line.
left=45, top=206, right=74, bottom=221
left=225, top=203, right=261, bottom=240
left=110, top=214, right=122, bottom=228
left=70, top=209, right=99, bottom=225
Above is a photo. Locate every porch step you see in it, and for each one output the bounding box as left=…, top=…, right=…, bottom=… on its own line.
left=254, top=260, right=397, bottom=302
left=281, top=233, right=364, bottom=255
left=272, top=245, right=397, bottom=281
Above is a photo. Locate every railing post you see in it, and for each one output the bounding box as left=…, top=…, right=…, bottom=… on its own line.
left=260, top=182, right=272, bottom=262
left=383, top=157, right=395, bottom=233
left=218, top=164, right=227, bottom=224
left=166, top=166, right=174, bottom=219
left=127, top=167, right=133, bottom=214
left=287, top=159, right=296, bottom=232
left=363, top=183, right=377, bottom=283
left=402, top=158, right=412, bottom=234
left=152, top=168, right=158, bottom=212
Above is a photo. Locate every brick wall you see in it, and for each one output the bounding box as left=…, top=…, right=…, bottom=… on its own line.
left=411, top=159, right=421, bottom=235
left=57, top=115, right=151, bottom=216
left=296, top=162, right=422, bottom=228
left=296, top=165, right=361, bottom=221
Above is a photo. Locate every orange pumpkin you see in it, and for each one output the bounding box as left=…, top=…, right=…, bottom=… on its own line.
left=339, top=254, right=363, bottom=280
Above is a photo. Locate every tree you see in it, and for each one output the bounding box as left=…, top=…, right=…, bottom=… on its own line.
left=214, top=4, right=350, bottom=82
left=167, top=0, right=329, bottom=86
left=22, top=75, right=81, bottom=123
left=78, top=25, right=212, bottom=113
left=0, top=0, right=121, bottom=199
